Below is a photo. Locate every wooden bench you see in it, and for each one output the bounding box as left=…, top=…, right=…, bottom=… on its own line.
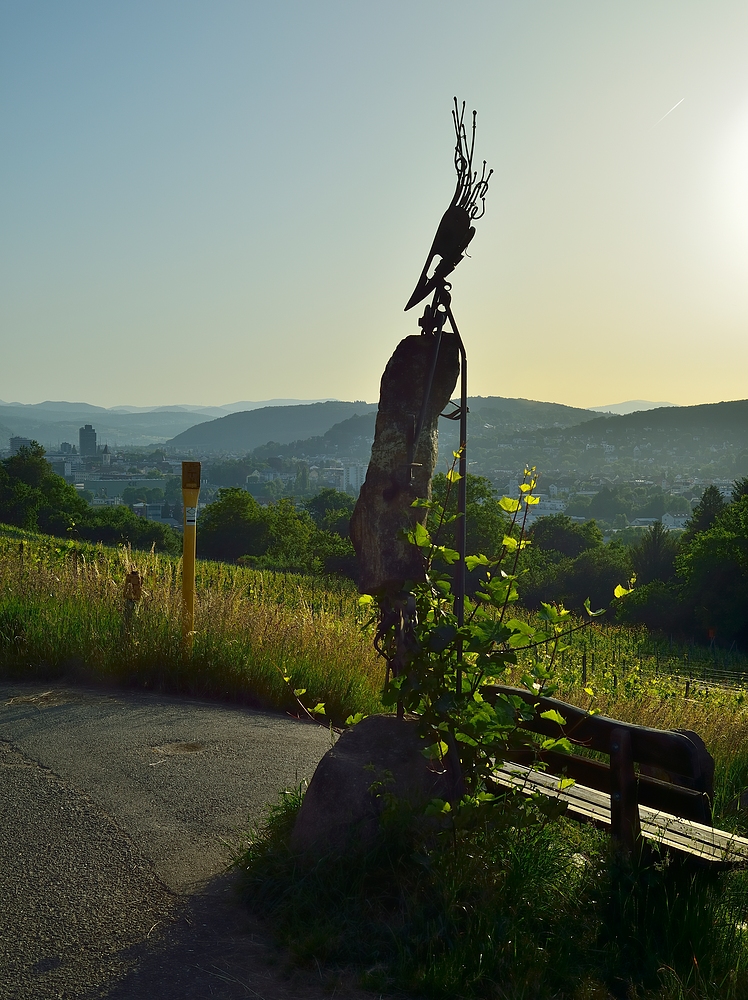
left=484, top=685, right=748, bottom=864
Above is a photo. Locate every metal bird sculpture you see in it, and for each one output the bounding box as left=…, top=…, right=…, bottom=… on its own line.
left=405, top=99, right=492, bottom=313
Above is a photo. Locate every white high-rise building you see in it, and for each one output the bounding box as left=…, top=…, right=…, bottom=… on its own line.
left=344, top=464, right=367, bottom=495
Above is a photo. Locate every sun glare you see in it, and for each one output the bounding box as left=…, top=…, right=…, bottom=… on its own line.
left=714, top=102, right=748, bottom=248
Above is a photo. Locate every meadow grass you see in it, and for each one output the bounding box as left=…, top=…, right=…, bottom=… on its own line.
left=0, top=525, right=384, bottom=721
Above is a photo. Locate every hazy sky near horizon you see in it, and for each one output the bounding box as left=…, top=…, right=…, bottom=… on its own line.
left=3, top=2, right=748, bottom=409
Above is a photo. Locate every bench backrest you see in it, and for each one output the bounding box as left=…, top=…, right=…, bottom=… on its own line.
left=483, top=685, right=715, bottom=824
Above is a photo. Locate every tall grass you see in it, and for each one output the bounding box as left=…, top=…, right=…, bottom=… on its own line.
left=0, top=526, right=383, bottom=721
left=236, top=785, right=748, bottom=1000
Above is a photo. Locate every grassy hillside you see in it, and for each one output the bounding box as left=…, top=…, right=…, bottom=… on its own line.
left=0, top=525, right=383, bottom=721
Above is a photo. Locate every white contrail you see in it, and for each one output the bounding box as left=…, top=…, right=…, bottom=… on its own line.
left=650, top=97, right=685, bottom=130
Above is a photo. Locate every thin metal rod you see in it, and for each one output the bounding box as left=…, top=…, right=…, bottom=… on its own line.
left=447, top=305, right=467, bottom=699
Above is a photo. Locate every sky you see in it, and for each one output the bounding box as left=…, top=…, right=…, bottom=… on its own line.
left=3, top=1, right=748, bottom=409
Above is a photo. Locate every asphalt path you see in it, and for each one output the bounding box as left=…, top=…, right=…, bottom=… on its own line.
left=0, top=682, right=367, bottom=1000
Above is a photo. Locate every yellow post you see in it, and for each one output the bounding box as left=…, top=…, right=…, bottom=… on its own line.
left=181, top=461, right=201, bottom=654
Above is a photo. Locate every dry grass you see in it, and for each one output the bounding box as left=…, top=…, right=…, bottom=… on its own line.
left=0, top=527, right=384, bottom=721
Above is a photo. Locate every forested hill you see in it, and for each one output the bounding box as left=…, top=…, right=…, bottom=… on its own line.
left=167, top=401, right=378, bottom=455
left=479, top=398, right=748, bottom=481
left=468, top=396, right=593, bottom=429
left=249, top=396, right=597, bottom=464
left=567, top=398, right=748, bottom=437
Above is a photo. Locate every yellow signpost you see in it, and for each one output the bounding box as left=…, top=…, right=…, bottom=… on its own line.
left=181, top=461, right=201, bottom=654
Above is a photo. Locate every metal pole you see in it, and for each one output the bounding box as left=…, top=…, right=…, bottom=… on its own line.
left=447, top=306, right=468, bottom=698
left=181, top=461, right=201, bottom=655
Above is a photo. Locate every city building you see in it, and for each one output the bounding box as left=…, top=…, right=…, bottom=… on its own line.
left=661, top=512, right=689, bottom=531
left=9, top=436, right=32, bottom=454
left=344, top=464, right=367, bottom=494
left=79, top=424, right=97, bottom=457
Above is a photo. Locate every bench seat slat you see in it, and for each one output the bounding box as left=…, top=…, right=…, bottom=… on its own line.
left=491, top=762, right=748, bottom=864
left=504, top=748, right=712, bottom=822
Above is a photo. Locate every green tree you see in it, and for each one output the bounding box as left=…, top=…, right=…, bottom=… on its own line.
left=0, top=442, right=179, bottom=551
left=0, top=443, right=88, bottom=534
left=79, top=506, right=180, bottom=553
left=530, top=514, right=603, bottom=558
left=294, top=463, right=310, bottom=494
left=732, top=477, right=748, bottom=503
left=121, top=486, right=165, bottom=506
left=683, top=485, right=726, bottom=542
left=303, top=488, right=355, bottom=537
left=556, top=545, right=634, bottom=611
left=198, top=488, right=270, bottom=562
left=629, top=521, right=679, bottom=585
left=676, top=498, right=748, bottom=642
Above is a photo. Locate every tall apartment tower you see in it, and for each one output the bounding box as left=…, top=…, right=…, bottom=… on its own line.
left=79, top=424, right=97, bottom=457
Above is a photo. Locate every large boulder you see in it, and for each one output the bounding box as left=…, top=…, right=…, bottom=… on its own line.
left=291, top=715, right=464, bottom=854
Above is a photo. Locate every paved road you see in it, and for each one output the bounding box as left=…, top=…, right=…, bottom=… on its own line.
left=0, top=682, right=361, bottom=1000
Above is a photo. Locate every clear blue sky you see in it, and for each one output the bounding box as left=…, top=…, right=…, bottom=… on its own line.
left=3, top=1, right=748, bottom=408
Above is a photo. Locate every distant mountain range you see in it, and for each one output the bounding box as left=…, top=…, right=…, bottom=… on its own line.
left=167, top=401, right=378, bottom=454
left=179, top=396, right=599, bottom=461
left=0, top=398, right=337, bottom=450
left=3, top=395, right=738, bottom=487
left=464, top=398, right=748, bottom=482
left=588, top=400, right=677, bottom=415
left=236, top=396, right=748, bottom=485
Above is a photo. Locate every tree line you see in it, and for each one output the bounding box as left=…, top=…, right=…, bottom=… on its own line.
left=0, top=443, right=179, bottom=553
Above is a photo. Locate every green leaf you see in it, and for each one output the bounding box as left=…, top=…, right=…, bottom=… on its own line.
left=358, top=594, right=374, bottom=605
left=293, top=688, right=307, bottom=697
left=413, top=521, right=431, bottom=549
left=540, top=708, right=567, bottom=726
left=505, top=618, right=536, bottom=636
left=614, top=583, right=633, bottom=599
left=445, top=468, right=462, bottom=483
left=465, top=554, right=490, bottom=571
left=540, top=737, right=572, bottom=753
left=311, top=702, right=326, bottom=715
left=583, top=597, right=605, bottom=617
left=422, top=740, right=449, bottom=760
left=524, top=494, right=540, bottom=505
left=434, top=545, right=460, bottom=565
left=424, top=798, right=452, bottom=816
left=428, top=624, right=457, bottom=652
left=499, top=497, right=522, bottom=513
left=558, top=776, right=576, bottom=791
left=345, top=712, right=367, bottom=726
left=502, top=535, right=518, bottom=551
